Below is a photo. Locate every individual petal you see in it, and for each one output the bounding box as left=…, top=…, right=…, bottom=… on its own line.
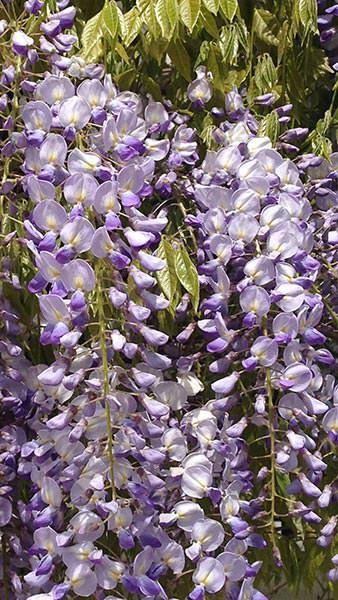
left=181, top=465, right=212, bottom=499
left=145, top=138, right=170, bottom=160
left=174, top=501, right=204, bottom=532
left=192, top=518, right=224, bottom=552
left=60, top=217, right=94, bottom=252
left=274, top=284, right=305, bottom=312
left=91, top=226, right=114, bottom=258
left=94, top=181, right=120, bottom=214
left=68, top=149, right=101, bottom=174
left=94, top=556, right=124, bottom=589
left=33, top=200, right=68, bottom=232
left=22, top=100, right=52, bottom=131
left=193, top=557, right=225, bottom=593
left=0, top=497, right=12, bottom=526
left=36, top=251, right=63, bottom=282
left=27, top=175, right=55, bottom=203
left=61, top=259, right=96, bottom=291
left=40, top=133, right=67, bottom=166
left=240, top=285, right=271, bottom=317
left=66, top=564, right=97, bottom=597
left=64, top=173, right=98, bottom=206
left=279, top=363, right=312, bottom=392
left=77, top=79, right=108, bottom=108
left=59, top=96, right=91, bottom=129
left=244, top=256, right=275, bottom=285
left=36, top=75, right=75, bottom=105
left=39, top=294, right=69, bottom=325
left=154, top=382, right=188, bottom=410
left=41, top=476, right=62, bottom=507
left=228, top=213, right=259, bottom=243
left=211, top=372, right=239, bottom=395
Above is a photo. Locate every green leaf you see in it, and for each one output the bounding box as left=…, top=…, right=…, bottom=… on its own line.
left=144, top=35, right=168, bottom=63
left=81, top=10, right=104, bottom=61
left=258, top=110, right=280, bottom=143
left=311, top=133, right=332, bottom=159
left=166, top=0, right=179, bottom=30
left=115, top=6, right=126, bottom=37
left=124, top=7, right=142, bottom=46
left=127, top=273, right=140, bottom=304
left=277, top=20, right=290, bottom=65
left=167, top=39, right=192, bottom=81
left=143, top=75, right=163, bottom=100
left=201, top=8, right=219, bottom=38
left=155, top=239, right=178, bottom=308
left=115, top=41, right=130, bottom=63
left=275, top=470, right=291, bottom=497
left=219, top=25, right=238, bottom=65
left=102, top=1, right=119, bottom=44
left=298, top=0, right=318, bottom=34
left=174, top=242, right=199, bottom=312
left=115, top=68, right=137, bottom=89
left=224, top=66, right=249, bottom=90
left=143, top=3, right=162, bottom=37
left=136, top=0, right=148, bottom=11
left=219, top=0, right=237, bottom=22
left=202, top=0, right=219, bottom=16
left=234, top=18, right=249, bottom=54
left=196, top=39, right=210, bottom=65
left=208, top=43, right=224, bottom=91
left=155, top=0, right=172, bottom=38
left=254, top=53, right=278, bottom=93
left=200, top=113, right=214, bottom=147
left=179, top=0, right=201, bottom=32
left=252, top=8, right=279, bottom=46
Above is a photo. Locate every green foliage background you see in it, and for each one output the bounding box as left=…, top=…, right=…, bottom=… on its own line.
left=72, top=0, right=338, bottom=158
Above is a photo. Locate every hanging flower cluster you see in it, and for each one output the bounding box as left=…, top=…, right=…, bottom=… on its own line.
left=1, top=2, right=338, bottom=600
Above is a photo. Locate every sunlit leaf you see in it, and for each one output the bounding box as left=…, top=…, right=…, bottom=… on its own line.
left=115, top=41, right=130, bottom=63
left=166, top=0, right=179, bottom=30
left=174, top=242, right=199, bottom=312
left=219, top=0, right=237, bottom=22
left=252, top=8, right=279, bottom=46
left=124, top=7, right=142, bottom=47
left=202, top=0, right=219, bottom=16
left=143, top=2, right=162, bottom=37
left=208, top=43, right=224, bottom=91
left=116, top=5, right=126, bottom=37
left=200, top=113, right=214, bottom=147
left=81, top=10, right=104, bottom=61
left=155, top=0, right=172, bottom=38
left=156, top=239, right=178, bottom=305
left=298, top=0, right=318, bottom=35
left=254, top=53, right=278, bottom=93
left=179, top=0, right=201, bottom=32
left=219, top=25, right=238, bottom=65
left=258, top=110, right=280, bottom=143
left=102, top=1, right=119, bottom=44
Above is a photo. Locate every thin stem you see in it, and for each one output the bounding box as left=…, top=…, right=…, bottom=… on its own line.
left=266, top=367, right=278, bottom=550
left=96, top=261, right=116, bottom=502
left=178, top=202, right=198, bottom=252
left=313, top=284, right=338, bottom=328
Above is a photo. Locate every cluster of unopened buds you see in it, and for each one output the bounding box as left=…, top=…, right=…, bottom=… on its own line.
left=0, top=1, right=338, bottom=599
